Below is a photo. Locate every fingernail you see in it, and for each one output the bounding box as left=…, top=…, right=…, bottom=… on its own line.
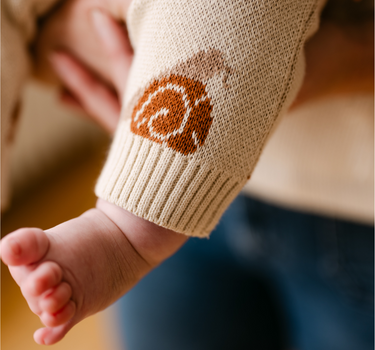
left=42, top=335, right=51, bottom=346
left=8, top=238, right=21, bottom=256
left=91, top=9, right=117, bottom=51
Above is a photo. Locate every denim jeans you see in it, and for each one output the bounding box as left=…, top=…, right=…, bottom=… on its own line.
left=115, top=194, right=374, bottom=350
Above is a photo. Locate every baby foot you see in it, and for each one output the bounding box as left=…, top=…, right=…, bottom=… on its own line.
left=1, top=199, right=186, bottom=345
left=0, top=202, right=160, bottom=345
left=1, top=228, right=77, bottom=344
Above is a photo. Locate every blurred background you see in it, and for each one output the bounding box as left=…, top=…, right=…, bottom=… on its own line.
left=1, top=80, right=122, bottom=350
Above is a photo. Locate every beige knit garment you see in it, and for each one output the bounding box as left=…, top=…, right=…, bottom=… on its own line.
left=243, top=93, right=374, bottom=225
left=96, top=0, right=327, bottom=237
left=1, top=0, right=58, bottom=210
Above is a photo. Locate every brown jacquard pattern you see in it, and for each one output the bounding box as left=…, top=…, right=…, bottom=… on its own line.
left=130, top=49, right=233, bottom=155
left=130, top=74, right=213, bottom=155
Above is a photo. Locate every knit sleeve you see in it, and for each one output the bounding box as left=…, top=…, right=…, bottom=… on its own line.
left=95, top=0, right=326, bottom=237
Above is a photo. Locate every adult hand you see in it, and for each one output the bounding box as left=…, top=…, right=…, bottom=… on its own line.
left=34, top=0, right=133, bottom=134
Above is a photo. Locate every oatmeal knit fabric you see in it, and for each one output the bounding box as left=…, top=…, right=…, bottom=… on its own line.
left=243, top=94, right=374, bottom=225
left=95, top=0, right=326, bottom=237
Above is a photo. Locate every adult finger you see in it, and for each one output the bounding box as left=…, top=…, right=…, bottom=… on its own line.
left=91, top=9, right=133, bottom=97
left=50, top=51, right=120, bottom=134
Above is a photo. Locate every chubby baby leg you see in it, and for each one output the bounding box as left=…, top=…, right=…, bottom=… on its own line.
left=0, top=199, right=187, bottom=345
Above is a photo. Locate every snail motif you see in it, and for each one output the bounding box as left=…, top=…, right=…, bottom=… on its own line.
left=130, top=49, right=233, bottom=155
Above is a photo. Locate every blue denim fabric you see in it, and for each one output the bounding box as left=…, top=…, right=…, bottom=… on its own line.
left=115, top=195, right=374, bottom=350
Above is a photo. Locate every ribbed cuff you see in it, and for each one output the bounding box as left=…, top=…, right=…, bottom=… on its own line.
left=95, top=122, right=244, bottom=237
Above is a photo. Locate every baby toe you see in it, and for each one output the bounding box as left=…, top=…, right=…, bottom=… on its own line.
left=22, top=261, right=62, bottom=297
left=1, top=228, right=49, bottom=266
left=34, top=323, right=72, bottom=345
left=41, top=300, right=76, bottom=327
left=40, top=282, right=72, bottom=314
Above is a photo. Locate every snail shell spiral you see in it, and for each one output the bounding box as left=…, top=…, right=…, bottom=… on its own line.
left=131, top=74, right=213, bottom=155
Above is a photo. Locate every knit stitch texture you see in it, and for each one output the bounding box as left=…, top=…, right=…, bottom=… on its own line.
left=96, top=0, right=325, bottom=236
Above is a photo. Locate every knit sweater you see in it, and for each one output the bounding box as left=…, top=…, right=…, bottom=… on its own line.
left=95, top=0, right=327, bottom=236
left=6, top=0, right=371, bottom=238
left=244, top=93, right=374, bottom=224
